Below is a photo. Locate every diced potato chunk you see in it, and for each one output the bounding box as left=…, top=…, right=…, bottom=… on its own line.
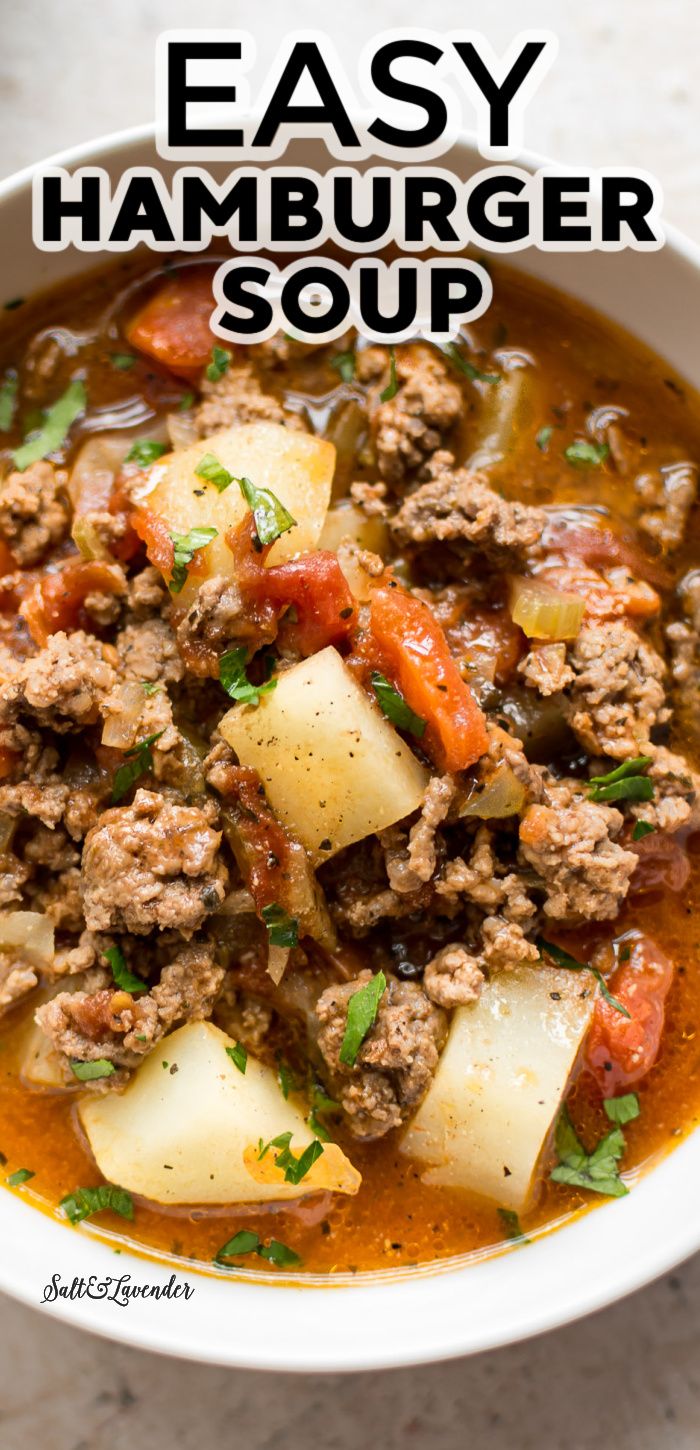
left=135, top=422, right=335, bottom=598
left=79, top=1021, right=360, bottom=1206
left=400, top=965, right=594, bottom=1213
left=219, top=645, right=428, bottom=859
left=318, top=502, right=388, bottom=557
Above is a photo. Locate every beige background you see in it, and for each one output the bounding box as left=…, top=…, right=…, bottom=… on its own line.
left=1, top=2, right=699, bottom=1446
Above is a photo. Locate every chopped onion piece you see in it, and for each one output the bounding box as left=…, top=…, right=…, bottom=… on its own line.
left=71, top=514, right=110, bottom=561
left=101, top=682, right=147, bottom=749
left=267, top=944, right=291, bottom=985
left=460, top=763, right=527, bottom=819
left=0, top=911, right=54, bottom=968
left=510, top=576, right=584, bottom=640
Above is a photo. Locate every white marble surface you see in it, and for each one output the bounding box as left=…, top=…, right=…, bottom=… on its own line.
left=1, top=1, right=699, bottom=1444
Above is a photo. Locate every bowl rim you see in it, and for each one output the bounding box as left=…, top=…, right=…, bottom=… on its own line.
left=1, top=120, right=699, bottom=1372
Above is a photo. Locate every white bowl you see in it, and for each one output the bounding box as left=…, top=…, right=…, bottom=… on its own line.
left=1, top=126, right=699, bottom=1371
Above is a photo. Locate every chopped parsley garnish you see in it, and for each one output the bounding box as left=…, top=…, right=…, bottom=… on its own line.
left=111, top=730, right=165, bottom=802
left=564, top=439, right=610, bottom=469
left=440, top=340, right=500, bottom=385
left=226, top=1041, right=247, bottom=1074
left=308, top=1084, right=340, bottom=1141
left=588, top=756, right=654, bottom=804
left=537, top=938, right=630, bottom=1018
left=604, top=1092, right=640, bottom=1126
left=371, top=671, right=426, bottom=739
left=13, top=380, right=86, bottom=471
left=330, top=350, right=356, bottom=383
left=632, top=819, right=655, bottom=840
left=179, top=391, right=195, bottom=411
left=6, top=1168, right=34, bottom=1187
left=535, top=425, right=553, bottom=451
left=380, top=346, right=399, bottom=401
left=498, top=1208, right=530, bottom=1244
left=205, top=346, right=231, bottom=383
left=219, top=646, right=277, bottom=707
left=215, top=1230, right=300, bottom=1268
left=0, top=371, right=18, bottom=432
left=194, top=452, right=233, bottom=493
left=142, top=681, right=160, bottom=697
left=70, top=1059, right=117, bottom=1082
left=258, top=1130, right=324, bottom=1185
left=237, top=475, right=296, bottom=548
left=339, top=970, right=386, bottom=1067
left=261, top=903, right=299, bottom=949
left=169, top=526, right=218, bottom=593
left=110, top=352, right=135, bottom=370
left=4, top=297, right=24, bottom=311
left=550, top=1104, right=629, bottom=1198
left=125, top=439, right=167, bottom=468
left=60, top=1184, right=134, bottom=1224
left=277, top=1057, right=297, bottom=1099
left=104, top=944, right=147, bottom=995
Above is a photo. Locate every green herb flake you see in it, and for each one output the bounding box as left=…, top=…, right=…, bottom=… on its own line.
left=70, top=1059, right=117, bottom=1082
left=339, top=970, right=387, bottom=1067
left=258, top=1239, right=301, bottom=1267
left=179, top=391, right=195, bottom=412
left=142, top=681, right=160, bottom=697
left=371, top=671, right=426, bottom=739
left=261, top=903, right=299, bottom=950
left=111, top=730, right=165, bottom=803
left=535, top=425, right=553, bottom=451
left=215, top=1230, right=261, bottom=1261
left=169, top=526, right=218, bottom=594
left=632, top=819, right=655, bottom=840
left=4, top=297, right=24, bottom=311
left=588, top=756, right=654, bottom=804
left=125, top=439, right=167, bottom=468
left=380, top=347, right=399, bottom=402
left=604, top=1092, right=640, bottom=1126
left=564, top=439, right=610, bottom=469
left=6, top=1168, right=34, bottom=1187
left=0, top=372, right=18, bottom=432
left=13, top=380, right=86, bottom=471
left=60, top=1184, right=134, bottom=1225
left=277, top=1058, right=296, bottom=1099
left=226, top=1042, right=247, bottom=1074
left=258, top=1130, right=324, bottom=1186
left=330, top=350, right=356, bottom=383
left=550, top=1104, right=628, bottom=1198
left=104, top=944, right=147, bottom=995
left=110, top=352, right=136, bottom=371
left=206, top=346, right=231, bottom=383
left=498, top=1207, right=530, bottom=1244
left=237, top=475, right=296, bottom=548
left=537, top=938, right=631, bottom=1019
left=219, top=646, right=277, bottom=707
left=195, top=452, right=233, bottom=494
left=441, top=340, right=501, bottom=385
left=215, top=1229, right=301, bottom=1268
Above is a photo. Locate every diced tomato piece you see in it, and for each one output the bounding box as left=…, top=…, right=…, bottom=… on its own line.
left=20, top=560, right=126, bottom=647
left=544, top=520, right=670, bottom=588
left=125, top=269, right=219, bottom=378
left=369, top=585, right=489, bottom=772
left=225, top=516, right=356, bottom=658
left=130, top=506, right=175, bottom=577
left=629, top=832, right=691, bottom=896
left=255, top=553, right=356, bottom=657
left=585, top=935, right=674, bottom=1093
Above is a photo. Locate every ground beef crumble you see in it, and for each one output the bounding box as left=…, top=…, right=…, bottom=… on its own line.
left=314, top=972, right=447, bottom=1138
